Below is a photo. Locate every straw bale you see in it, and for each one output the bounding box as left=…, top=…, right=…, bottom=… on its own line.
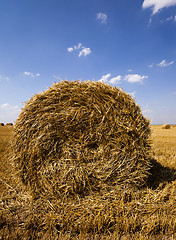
left=10, top=81, right=151, bottom=197
left=6, top=123, right=13, bottom=126
left=0, top=123, right=4, bottom=126
left=162, top=124, right=170, bottom=129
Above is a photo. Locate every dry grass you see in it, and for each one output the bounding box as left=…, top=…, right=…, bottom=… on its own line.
left=0, top=125, right=12, bottom=165
left=0, top=83, right=176, bottom=239
left=151, top=125, right=176, bottom=168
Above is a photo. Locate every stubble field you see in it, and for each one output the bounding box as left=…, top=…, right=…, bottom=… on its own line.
left=0, top=125, right=176, bottom=239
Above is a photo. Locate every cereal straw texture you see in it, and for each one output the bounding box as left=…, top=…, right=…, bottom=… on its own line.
left=11, top=80, right=151, bottom=198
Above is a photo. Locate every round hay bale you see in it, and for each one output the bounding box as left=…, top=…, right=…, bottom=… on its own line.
left=6, top=123, right=13, bottom=126
left=11, top=81, right=151, bottom=197
left=162, top=124, right=170, bottom=129
left=0, top=123, right=4, bottom=126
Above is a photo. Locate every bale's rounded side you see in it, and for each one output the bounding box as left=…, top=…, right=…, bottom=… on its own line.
left=11, top=81, right=151, bottom=197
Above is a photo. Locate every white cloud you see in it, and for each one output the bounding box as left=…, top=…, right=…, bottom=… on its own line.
left=75, top=43, right=82, bottom=49
left=142, top=108, right=153, bottom=120
left=67, top=44, right=83, bottom=53
left=143, top=0, right=176, bottom=15
left=157, top=59, right=175, bottom=67
left=23, top=72, right=40, bottom=78
left=148, top=63, right=154, bottom=68
left=166, top=15, right=173, bottom=21
left=24, top=72, right=31, bottom=76
left=0, top=103, right=11, bottom=109
left=98, top=73, right=122, bottom=85
left=98, top=73, right=147, bottom=85
left=99, top=73, right=111, bottom=83
left=109, top=75, right=122, bottom=84
left=124, top=74, right=148, bottom=83
left=97, top=12, right=108, bottom=24
left=160, top=15, right=176, bottom=23
left=67, top=47, right=73, bottom=52
left=149, top=59, right=175, bottom=68
left=78, top=47, right=91, bottom=57
left=143, top=108, right=153, bottom=114
left=67, top=43, right=92, bottom=57
left=141, top=104, right=153, bottom=120
left=0, top=103, right=21, bottom=123
left=0, top=76, right=9, bottom=82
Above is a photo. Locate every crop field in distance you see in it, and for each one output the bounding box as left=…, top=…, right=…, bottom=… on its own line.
left=0, top=124, right=176, bottom=239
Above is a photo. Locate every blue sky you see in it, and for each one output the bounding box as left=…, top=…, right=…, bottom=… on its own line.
left=0, top=0, right=176, bottom=124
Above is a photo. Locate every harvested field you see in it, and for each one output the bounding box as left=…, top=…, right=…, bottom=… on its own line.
left=0, top=82, right=176, bottom=239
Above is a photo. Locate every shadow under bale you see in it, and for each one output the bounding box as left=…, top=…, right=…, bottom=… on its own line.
left=147, top=158, right=176, bottom=189
left=9, top=80, right=152, bottom=198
